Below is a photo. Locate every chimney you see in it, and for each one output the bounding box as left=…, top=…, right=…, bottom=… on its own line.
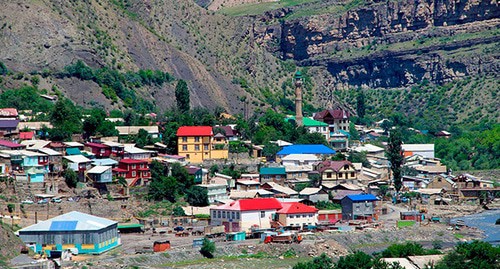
left=294, top=70, right=303, bottom=127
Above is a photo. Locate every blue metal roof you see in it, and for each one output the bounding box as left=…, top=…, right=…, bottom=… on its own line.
left=92, top=158, right=118, bottom=166
left=66, top=148, right=81, bottom=155
left=50, top=221, right=78, bottom=231
left=345, top=194, right=378, bottom=202
left=260, top=167, right=286, bottom=175
left=277, top=144, right=335, bottom=155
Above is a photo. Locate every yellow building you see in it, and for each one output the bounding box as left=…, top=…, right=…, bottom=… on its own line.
left=176, top=126, right=228, bottom=163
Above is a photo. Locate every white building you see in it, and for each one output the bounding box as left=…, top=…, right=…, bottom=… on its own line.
left=402, top=144, right=435, bottom=159
left=196, top=184, right=228, bottom=203
left=276, top=202, right=318, bottom=228
left=210, top=198, right=283, bottom=232
left=281, top=154, right=319, bottom=166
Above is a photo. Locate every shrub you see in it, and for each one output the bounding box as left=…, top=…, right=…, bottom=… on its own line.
left=200, top=238, right=215, bottom=258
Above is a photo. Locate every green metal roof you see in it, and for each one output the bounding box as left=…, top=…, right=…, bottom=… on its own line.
left=286, top=117, right=328, bottom=127
left=260, top=167, right=286, bottom=175
left=117, top=223, right=144, bottom=229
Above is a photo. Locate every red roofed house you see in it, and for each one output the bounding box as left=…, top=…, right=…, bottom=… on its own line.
left=275, top=202, right=318, bottom=228
left=210, top=198, right=283, bottom=232
left=85, top=142, right=111, bottom=158
left=115, top=159, right=151, bottom=186
left=313, top=109, right=350, bottom=132
left=0, top=139, right=26, bottom=150
left=176, top=126, right=228, bottom=163
left=315, top=160, right=358, bottom=183
left=19, top=131, right=35, bottom=140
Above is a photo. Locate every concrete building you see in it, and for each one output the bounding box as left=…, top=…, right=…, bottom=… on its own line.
left=275, top=202, right=318, bottom=228
left=18, top=211, right=120, bottom=255
left=176, top=126, right=228, bottom=163
left=402, top=144, right=435, bottom=159
left=210, top=198, right=282, bottom=232
left=281, top=154, right=319, bottom=166
left=196, top=184, right=228, bottom=203
left=87, top=166, right=113, bottom=183
left=341, top=194, right=378, bottom=220
left=315, top=160, right=358, bottom=183
left=285, top=117, right=329, bottom=140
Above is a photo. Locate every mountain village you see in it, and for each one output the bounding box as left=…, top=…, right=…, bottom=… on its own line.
left=0, top=72, right=498, bottom=269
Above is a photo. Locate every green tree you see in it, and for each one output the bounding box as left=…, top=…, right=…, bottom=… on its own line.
left=0, top=61, right=8, bottom=75
left=435, top=241, right=500, bottom=269
left=64, top=169, right=78, bottom=188
left=50, top=98, right=82, bottom=140
left=82, top=108, right=106, bottom=138
left=186, top=186, right=209, bottom=206
left=348, top=151, right=371, bottom=168
left=335, top=251, right=373, bottom=269
left=150, top=160, right=168, bottom=180
left=172, top=206, right=186, bottom=216
left=148, top=176, right=178, bottom=202
left=170, top=163, right=194, bottom=190
left=200, top=238, right=216, bottom=258
left=349, top=123, right=360, bottom=141
left=380, top=242, right=439, bottom=258
left=135, top=128, right=151, bottom=148
left=262, top=142, right=280, bottom=161
left=332, top=152, right=347, bottom=161
left=356, top=89, right=366, bottom=120
left=386, top=129, right=404, bottom=192
left=294, top=253, right=333, bottom=269
left=175, top=79, right=190, bottom=112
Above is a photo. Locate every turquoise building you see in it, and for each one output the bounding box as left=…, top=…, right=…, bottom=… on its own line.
left=18, top=211, right=120, bottom=255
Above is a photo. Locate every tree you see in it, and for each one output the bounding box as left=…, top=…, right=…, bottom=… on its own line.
left=135, top=128, right=150, bottom=148
left=262, top=142, right=280, bottom=161
left=381, top=120, right=392, bottom=135
left=349, top=123, right=360, bottom=141
left=294, top=253, right=333, bottom=269
left=186, top=186, right=209, bottom=206
left=348, top=151, right=371, bottom=168
left=332, top=152, right=347, bottom=161
left=170, top=163, right=194, bottom=190
left=0, top=61, right=8, bottom=75
left=82, top=108, right=106, bottom=138
left=64, top=169, right=78, bottom=188
left=175, top=79, right=190, bottom=112
left=50, top=98, right=82, bottom=140
left=380, top=242, right=439, bottom=258
left=172, top=206, right=186, bottom=217
left=148, top=176, right=178, bottom=202
left=335, top=251, right=373, bottom=269
left=386, top=129, right=404, bottom=192
left=435, top=241, right=500, bottom=269
left=356, top=89, right=366, bottom=120
left=200, top=238, right=216, bottom=258
left=150, top=160, right=168, bottom=180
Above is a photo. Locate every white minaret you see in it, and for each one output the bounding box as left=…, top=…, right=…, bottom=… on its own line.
left=295, top=70, right=303, bottom=127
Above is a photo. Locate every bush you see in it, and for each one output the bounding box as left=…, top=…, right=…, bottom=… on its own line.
left=200, top=238, right=215, bottom=258
left=7, top=204, right=15, bottom=213
left=64, top=169, right=78, bottom=188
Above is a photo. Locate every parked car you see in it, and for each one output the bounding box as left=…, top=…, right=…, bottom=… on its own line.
left=51, top=198, right=62, bottom=203
left=21, top=199, right=34, bottom=205
left=174, top=226, right=185, bottom=232
left=37, top=199, right=49, bottom=204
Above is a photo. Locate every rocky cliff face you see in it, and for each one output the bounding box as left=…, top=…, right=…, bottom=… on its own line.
left=255, top=0, right=499, bottom=91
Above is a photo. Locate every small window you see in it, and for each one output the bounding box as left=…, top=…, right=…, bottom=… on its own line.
left=326, top=172, right=332, bottom=178
left=195, top=145, right=200, bottom=151
left=182, top=137, right=187, bottom=142
left=339, top=173, right=343, bottom=178
left=236, top=212, right=240, bottom=219
left=351, top=172, right=355, bottom=177
left=186, top=154, right=190, bottom=159
left=204, top=144, right=209, bottom=150
left=195, top=137, right=200, bottom=142
left=232, top=212, right=235, bottom=220
left=212, top=211, right=216, bottom=218
left=131, top=164, right=136, bottom=169
left=131, top=171, right=136, bottom=177
left=182, top=145, right=187, bottom=151
left=261, top=211, right=265, bottom=218
left=222, top=211, right=226, bottom=218
left=217, top=211, right=221, bottom=218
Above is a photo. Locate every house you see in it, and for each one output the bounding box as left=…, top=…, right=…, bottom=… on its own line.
left=214, top=126, right=239, bottom=141
left=92, top=158, right=119, bottom=167
left=323, top=183, right=364, bottom=203
left=115, top=126, right=160, bottom=139
left=313, top=109, right=350, bottom=133
left=315, top=160, right=358, bottom=183
left=0, top=120, right=19, bottom=137
left=285, top=117, right=329, bottom=140
left=64, top=142, right=84, bottom=156
left=85, top=142, right=111, bottom=158
left=259, top=167, right=286, bottom=184
left=123, top=145, right=154, bottom=160
left=275, top=202, right=318, bottom=228
left=298, top=188, right=329, bottom=203
left=20, top=140, right=50, bottom=150
left=0, top=139, right=25, bottom=150
left=0, top=152, right=11, bottom=175
left=281, top=154, right=319, bottom=166
left=402, top=144, right=435, bottom=159
left=18, top=211, right=120, bottom=255
left=87, top=166, right=113, bottom=183
left=402, top=176, right=429, bottom=191
left=47, top=142, right=66, bottom=154
left=186, top=166, right=203, bottom=184
left=454, top=174, right=494, bottom=189
left=210, top=198, right=283, bottom=232
left=176, top=126, right=228, bottom=163
left=351, top=144, right=385, bottom=157
left=285, top=165, right=313, bottom=180
left=63, top=155, right=92, bottom=180
left=37, top=148, right=63, bottom=173
left=261, top=182, right=298, bottom=198
left=435, top=130, right=451, bottom=139
left=17, top=121, right=52, bottom=132
left=102, top=141, right=125, bottom=157
left=341, top=194, right=378, bottom=221
left=213, top=172, right=235, bottom=188
left=277, top=144, right=335, bottom=159
left=0, top=108, right=19, bottom=119
left=196, top=184, right=228, bottom=203
left=426, top=174, right=456, bottom=191
left=116, top=159, right=151, bottom=186
left=235, top=180, right=261, bottom=191
left=229, top=189, right=274, bottom=200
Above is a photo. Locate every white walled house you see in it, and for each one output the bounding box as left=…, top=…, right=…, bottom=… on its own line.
left=276, top=202, right=318, bottom=228
left=281, top=154, right=319, bottom=166
left=210, top=198, right=282, bottom=232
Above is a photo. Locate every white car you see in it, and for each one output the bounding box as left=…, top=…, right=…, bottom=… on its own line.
left=21, top=199, right=34, bottom=204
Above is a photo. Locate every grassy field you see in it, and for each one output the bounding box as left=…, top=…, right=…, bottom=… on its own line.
left=218, top=0, right=320, bottom=16
left=160, top=255, right=309, bottom=268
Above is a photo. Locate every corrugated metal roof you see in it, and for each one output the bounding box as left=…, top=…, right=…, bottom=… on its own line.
left=18, top=211, right=116, bottom=232
left=402, top=144, right=434, bottom=152
left=87, top=166, right=111, bottom=174
left=344, top=194, right=378, bottom=202
left=38, top=148, right=62, bottom=156
left=65, top=147, right=81, bottom=155
left=92, top=158, right=118, bottom=166
left=277, top=144, right=335, bottom=155
left=285, top=116, right=328, bottom=127
left=281, top=154, right=319, bottom=162
left=260, top=167, right=286, bottom=175
left=64, top=142, right=84, bottom=147
left=63, top=155, right=91, bottom=164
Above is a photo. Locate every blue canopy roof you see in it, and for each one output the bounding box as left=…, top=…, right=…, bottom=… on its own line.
left=277, top=144, right=335, bottom=155
left=345, top=194, right=378, bottom=202
left=66, top=147, right=81, bottom=155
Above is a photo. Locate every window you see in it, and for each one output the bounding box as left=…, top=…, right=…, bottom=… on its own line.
left=195, top=137, right=200, bottom=142
left=195, top=145, right=200, bottom=151
left=339, top=173, right=343, bottom=178
left=212, top=211, right=216, bottom=218
left=326, top=172, right=332, bottom=178
left=236, top=212, right=240, bottom=219
left=222, top=211, right=226, bottom=218
left=186, top=154, right=190, bottom=159
left=182, top=137, right=187, bottom=142
left=260, top=211, right=265, bottom=218
left=182, top=145, right=187, bottom=151
left=351, top=172, right=355, bottom=177
left=231, top=212, right=235, bottom=220
left=217, top=211, right=221, bottom=218
left=131, top=171, right=136, bottom=177
left=302, top=214, right=307, bottom=218
left=289, top=215, right=294, bottom=218
left=204, top=144, right=209, bottom=150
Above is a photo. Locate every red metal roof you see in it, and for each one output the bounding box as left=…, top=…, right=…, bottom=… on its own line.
left=19, top=132, right=34, bottom=140
left=313, top=109, right=350, bottom=120
left=318, top=160, right=354, bottom=173
left=112, top=168, right=128, bottom=173
left=0, top=108, right=18, bottom=117
left=176, top=126, right=213, bottom=137
left=119, top=159, right=148, bottom=164
left=85, top=142, right=109, bottom=148
left=0, top=139, right=25, bottom=148
left=277, top=202, right=318, bottom=214
left=217, top=198, right=283, bottom=211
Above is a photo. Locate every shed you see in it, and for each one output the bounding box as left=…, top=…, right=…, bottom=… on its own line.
left=153, top=240, right=171, bottom=252
left=225, top=232, right=246, bottom=241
